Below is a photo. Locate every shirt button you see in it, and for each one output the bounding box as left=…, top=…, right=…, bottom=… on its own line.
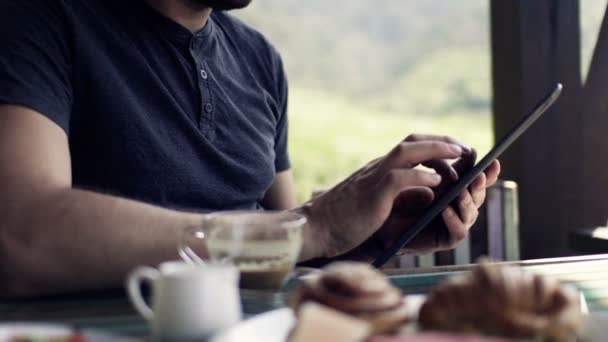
left=205, top=103, right=213, bottom=113
left=200, top=69, right=208, bottom=79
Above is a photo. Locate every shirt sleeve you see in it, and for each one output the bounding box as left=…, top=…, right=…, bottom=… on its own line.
left=0, top=0, right=73, bottom=134
left=273, top=57, right=291, bottom=173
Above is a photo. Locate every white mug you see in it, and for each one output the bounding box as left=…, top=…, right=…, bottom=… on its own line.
left=127, top=261, right=242, bottom=341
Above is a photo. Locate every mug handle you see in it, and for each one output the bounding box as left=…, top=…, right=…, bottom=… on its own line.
left=127, top=266, right=159, bottom=321
left=179, top=226, right=207, bottom=265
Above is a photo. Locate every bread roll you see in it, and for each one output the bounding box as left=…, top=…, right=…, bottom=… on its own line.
left=293, top=262, right=410, bottom=334
left=418, top=261, right=582, bottom=341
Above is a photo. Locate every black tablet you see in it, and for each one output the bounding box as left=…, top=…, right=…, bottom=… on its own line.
left=372, top=83, right=563, bottom=267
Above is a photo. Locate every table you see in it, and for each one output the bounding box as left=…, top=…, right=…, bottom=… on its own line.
left=2, top=254, right=608, bottom=338
left=388, top=254, right=608, bottom=312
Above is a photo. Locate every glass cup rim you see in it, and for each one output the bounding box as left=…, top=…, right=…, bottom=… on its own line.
left=201, top=210, right=307, bottom=231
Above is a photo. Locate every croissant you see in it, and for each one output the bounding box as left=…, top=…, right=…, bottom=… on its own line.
left=418, top=261, right=582, bottom=341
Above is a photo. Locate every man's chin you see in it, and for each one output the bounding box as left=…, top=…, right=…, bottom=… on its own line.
left=189, top=0, right=252, bottom=10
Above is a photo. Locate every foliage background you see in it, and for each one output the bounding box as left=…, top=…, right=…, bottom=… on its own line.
left=237, top=0, right=607, bottom=202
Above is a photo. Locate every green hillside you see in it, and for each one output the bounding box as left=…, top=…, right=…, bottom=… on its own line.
left=238, top=0, right=489, bottom=105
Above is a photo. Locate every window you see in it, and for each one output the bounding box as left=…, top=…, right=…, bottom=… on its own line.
left=580, top=0, right=608, bottom=79
left=239, top=0, right=493, bottom=202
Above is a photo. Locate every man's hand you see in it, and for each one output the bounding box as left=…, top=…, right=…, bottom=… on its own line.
left=375, top=147, right=501, bottom=255
left=299, top=134, right=499, bottom=260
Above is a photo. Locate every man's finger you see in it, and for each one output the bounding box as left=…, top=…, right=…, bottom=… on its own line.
left=442, top=206, right=467, bottom=245
left=470, top=173, right=486, bottom=208
left=422, top=159, right=459, bottom=182
left=404, top=134, right=472, bottom=153
left=381, top=141, right=464, bottom=171
left=452, top=148, right=477, bottom=174
left=484, top=159, right=501, bottom=186
left=457, top=190, right=478, bottom=225
left=377, top=169, right=442, bottom=200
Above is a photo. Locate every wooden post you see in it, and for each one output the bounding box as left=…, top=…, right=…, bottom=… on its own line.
left=490, top=0, right=584, bottom=258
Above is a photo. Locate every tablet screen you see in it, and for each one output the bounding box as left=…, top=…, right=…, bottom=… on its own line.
left=372, top=83, right=563, bottom=267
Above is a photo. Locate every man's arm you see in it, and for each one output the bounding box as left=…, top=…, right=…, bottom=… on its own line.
left=261, top=170, right=298, bottom=210
left=0, top=104, right=497, bottom=297
left=0, top=105, right=203, bottom=298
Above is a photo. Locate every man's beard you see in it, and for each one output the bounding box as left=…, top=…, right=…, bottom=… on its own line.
left=189, top=0, right=252, bottom=10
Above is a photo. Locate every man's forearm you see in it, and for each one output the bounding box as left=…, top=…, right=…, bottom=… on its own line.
left=1, top=188, right=203, bottom=298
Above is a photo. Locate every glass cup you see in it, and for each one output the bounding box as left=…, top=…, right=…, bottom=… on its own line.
left=179, top=211, right=306, bottom=291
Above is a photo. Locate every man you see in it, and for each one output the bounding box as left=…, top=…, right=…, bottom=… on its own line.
left=0, top=0, right=500, bottom=297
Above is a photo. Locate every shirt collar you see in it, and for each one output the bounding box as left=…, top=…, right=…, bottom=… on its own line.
left=135, top=0, right=215, bottom=47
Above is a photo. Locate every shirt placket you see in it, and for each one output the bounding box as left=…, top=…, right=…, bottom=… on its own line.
left=189, top=37, right=215, bottom=141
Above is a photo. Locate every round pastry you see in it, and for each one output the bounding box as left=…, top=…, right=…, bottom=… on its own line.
left=418, top=261, right=582, bottom=341
left=293, top=262, right=410, bottom=334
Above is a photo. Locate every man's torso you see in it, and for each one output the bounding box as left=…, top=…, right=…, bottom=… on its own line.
left=0, top=0, right=290, bottom=211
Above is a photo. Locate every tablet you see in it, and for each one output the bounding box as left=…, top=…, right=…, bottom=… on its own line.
left=372, top=83, right=563, bottom=267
